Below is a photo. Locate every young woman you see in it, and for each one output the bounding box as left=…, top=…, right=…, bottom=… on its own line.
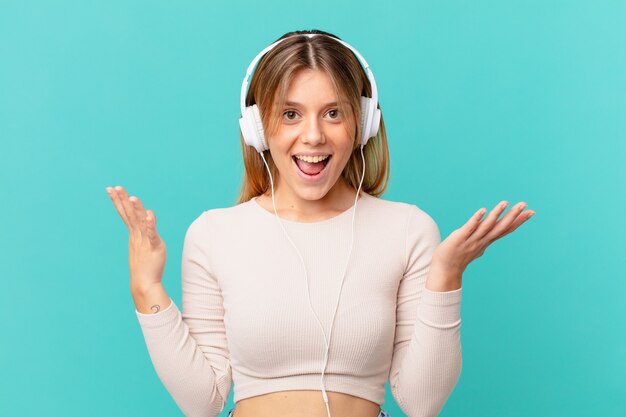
left=106, top=29, right=534, bottom=417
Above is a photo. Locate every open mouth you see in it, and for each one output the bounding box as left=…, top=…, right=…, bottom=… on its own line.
left=292, top=155, right=332, bottom=178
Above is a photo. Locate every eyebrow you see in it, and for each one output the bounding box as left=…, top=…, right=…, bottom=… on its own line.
left=283, top=100, right=339, bottom=107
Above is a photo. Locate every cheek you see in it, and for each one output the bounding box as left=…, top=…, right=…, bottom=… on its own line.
left=274, top=123, right=298, bottom=137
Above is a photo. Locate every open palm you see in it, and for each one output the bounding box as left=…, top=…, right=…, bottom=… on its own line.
left=433, top=200, right=535, bottom=276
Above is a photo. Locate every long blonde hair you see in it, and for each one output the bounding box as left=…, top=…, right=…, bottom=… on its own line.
left=235, top=29, right=390, bottom=205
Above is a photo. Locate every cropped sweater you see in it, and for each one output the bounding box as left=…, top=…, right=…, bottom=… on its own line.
left=135, top=192, right=463, bottom=417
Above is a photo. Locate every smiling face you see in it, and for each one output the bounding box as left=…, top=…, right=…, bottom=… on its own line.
left=266, top=68, right=357, bottom=207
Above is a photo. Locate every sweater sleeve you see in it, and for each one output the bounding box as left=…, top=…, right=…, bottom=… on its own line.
left=388, top=205, right=462, bottom=417
left=134, top=212, right=232, bottom=417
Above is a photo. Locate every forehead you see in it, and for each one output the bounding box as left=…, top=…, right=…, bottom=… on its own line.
left=275, top=69, right=348, bottom=106
left=289, top=68, right=333, bottom=85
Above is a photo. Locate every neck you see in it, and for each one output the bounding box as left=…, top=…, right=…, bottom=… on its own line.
left=263, top=178, right=360, bottom=218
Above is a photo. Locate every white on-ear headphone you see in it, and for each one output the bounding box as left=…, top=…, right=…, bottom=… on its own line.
left=239, top=33, right=381, bottom=154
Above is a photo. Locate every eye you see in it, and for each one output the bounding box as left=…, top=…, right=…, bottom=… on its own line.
left=327, top=109, right=340, bottom=119
left=282, top=110, right=299, bottom=120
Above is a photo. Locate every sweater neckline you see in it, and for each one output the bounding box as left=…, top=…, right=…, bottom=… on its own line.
left=250, top=192, right=368, bottom=226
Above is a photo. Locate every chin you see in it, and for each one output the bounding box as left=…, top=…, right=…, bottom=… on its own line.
left=298, top=179, right=346, bottom=201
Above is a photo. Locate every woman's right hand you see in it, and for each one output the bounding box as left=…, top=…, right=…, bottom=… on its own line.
left=106, top=185, right=167, bottom=295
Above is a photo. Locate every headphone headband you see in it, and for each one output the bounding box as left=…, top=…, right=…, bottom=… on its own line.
left=240, top=33, right=378, bottom=115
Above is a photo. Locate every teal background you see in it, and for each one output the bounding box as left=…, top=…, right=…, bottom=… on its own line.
left=1, top=0, right=624, bottom=416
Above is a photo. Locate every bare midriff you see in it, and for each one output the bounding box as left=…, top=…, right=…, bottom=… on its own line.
left=232, top=390, right=381, bottom=417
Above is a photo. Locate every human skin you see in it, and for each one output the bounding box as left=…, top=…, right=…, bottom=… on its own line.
left=427, top=201, right=535, bottom=291
left=106, top=185, right=170, bottom=313
left=258, top=67, right=359, bottom=220
left=105, top=184, right=535, bottom=302
left=105, top=67, right=536, bottom=308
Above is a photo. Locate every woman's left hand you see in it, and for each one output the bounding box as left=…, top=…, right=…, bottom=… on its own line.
left=432, top=200, right=535, bottom=278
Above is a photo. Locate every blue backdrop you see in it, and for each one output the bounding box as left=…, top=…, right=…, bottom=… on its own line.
left=1, top=1, right=624, bottom=416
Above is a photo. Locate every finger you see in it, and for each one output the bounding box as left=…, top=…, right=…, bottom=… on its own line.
left=484, top=202, right=528, bottom=242
left=114, top=186, right=140, bottom=231
left=497, top=209, right=535, bottom=240
left=460, top=207, right=488, bottom=239
left=473, top=200, right=509, bottom=241
left=130, top=194, right=148, bottom=233
left=145, top=209, right=161, bottom=245
left=106, top=186, right=131, bottom=229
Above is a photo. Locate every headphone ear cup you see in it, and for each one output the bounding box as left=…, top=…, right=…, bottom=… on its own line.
left=360, top=96, right=380, bottom=146
left=240, top=105, right=268, bottom=153
left=250, top=104, right=268, bottom=151
left=371, top=107, right=381, bottom=138
left=359, top=96, right=369, bottom=146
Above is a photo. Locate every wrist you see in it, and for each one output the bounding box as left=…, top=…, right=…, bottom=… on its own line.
left=132, top=283, right=170, bottom=314
left=131, top=282, right=164, bottom=297
left=425, top=262, right=463, bottom=292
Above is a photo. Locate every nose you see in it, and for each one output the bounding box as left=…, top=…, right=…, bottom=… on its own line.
left=300, top=116, right=326, bottom=146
